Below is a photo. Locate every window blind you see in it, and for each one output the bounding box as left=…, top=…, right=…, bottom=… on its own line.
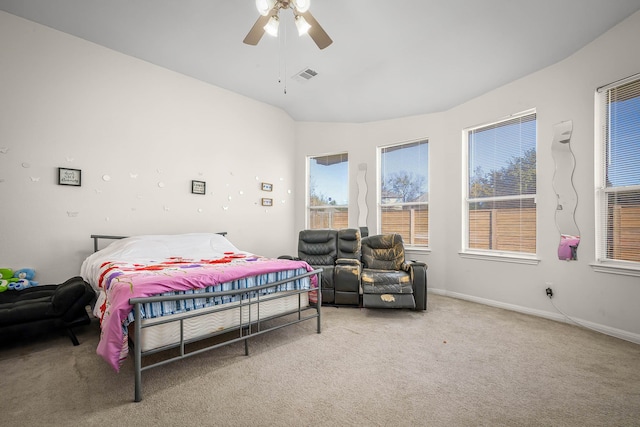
left=598, top=76, right=640, bottom=263
left=466, top=111, right=537, bottom=254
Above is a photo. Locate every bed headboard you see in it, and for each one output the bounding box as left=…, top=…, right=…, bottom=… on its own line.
left=90, top=232, right=228, bottom=253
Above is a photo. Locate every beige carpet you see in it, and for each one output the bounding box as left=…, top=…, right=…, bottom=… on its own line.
left=2, top=294, right=639, bottom=427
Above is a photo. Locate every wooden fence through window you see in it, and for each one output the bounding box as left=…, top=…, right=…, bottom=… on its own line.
left=469, top=208, right=536, bottom=253
left=309, top=209, right=348, bottom=230
left=611, top=205, right=640, bottom=262
left=381, top=209, right=429, bottom=246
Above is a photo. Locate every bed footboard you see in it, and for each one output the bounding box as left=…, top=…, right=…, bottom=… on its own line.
left=129, top=268, right=322, bottom=402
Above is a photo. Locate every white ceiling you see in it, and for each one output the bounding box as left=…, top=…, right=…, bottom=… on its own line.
left=2, top=0, right=640, bottom=123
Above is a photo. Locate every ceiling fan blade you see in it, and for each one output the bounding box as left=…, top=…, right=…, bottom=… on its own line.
left=301, top=10, right=333, bottom=49
left=243, top=14, right=271, bottom=45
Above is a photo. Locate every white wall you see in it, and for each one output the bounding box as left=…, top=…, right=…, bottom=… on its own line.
left=0, top=12, right=299, bottom=284
left=295, top=11, right=640, bottom=343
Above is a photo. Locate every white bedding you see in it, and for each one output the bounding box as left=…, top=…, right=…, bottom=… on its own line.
left=81, top=233, right=250, bottom=291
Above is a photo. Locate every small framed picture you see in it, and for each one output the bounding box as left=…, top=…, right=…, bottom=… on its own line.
left=58, top=168, right=82, bottom=186
left=191, top=180, right=206, bottom=195
left=261, top=198, right=273, bottom=207
left=261, top=182, right=273, bottom=192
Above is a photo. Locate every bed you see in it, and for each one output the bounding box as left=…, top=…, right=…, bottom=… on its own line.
left=80, top=232, right=322, bottom=402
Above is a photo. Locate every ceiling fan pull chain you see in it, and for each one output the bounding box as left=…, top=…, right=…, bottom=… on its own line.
left=282, top=16, right=288, bottom=94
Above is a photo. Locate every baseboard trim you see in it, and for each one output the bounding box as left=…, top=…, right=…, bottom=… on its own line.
left=428, top=288, right=640, bottom=345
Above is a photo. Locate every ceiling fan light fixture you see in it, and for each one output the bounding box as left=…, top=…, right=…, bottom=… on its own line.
left=292, top=0, right=311, bottom=13
left=264, top=15, right=280, bottom=37
left=244, top=0, right=331, bottom=49
left=256, top=0, right=277, bottom=16
left=295, top=15, right=311, bottom=36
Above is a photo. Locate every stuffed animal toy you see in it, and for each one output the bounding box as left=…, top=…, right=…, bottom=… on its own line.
left=1, top=268, right=15, bottom=281
left=12, top=268, right=38, bottom=289
left=12, top=278, right=32, bottom=291
left=0, top=268, right=14, bottom=292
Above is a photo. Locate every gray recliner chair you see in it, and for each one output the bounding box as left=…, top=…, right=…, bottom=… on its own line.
left=360, top=234, right=427, bottom=310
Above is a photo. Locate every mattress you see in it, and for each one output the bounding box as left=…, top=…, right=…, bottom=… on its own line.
left=132, top=291, right=309, bottom=352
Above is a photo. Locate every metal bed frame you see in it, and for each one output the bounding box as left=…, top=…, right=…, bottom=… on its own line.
left=89, top=234, right=322, bottom=402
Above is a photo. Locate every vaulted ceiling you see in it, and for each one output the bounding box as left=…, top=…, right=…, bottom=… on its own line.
left=2, top=0, right=640, bottom=122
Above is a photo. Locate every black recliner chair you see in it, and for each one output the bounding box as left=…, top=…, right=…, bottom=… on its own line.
left=293, top=228, right=361, bottom=306
left=360, top=234, right=427, bottom=310
left=0, top=276, right=95, bottom=346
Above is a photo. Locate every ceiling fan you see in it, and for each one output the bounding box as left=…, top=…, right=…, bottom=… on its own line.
left=243, top=0, right=333, bottom=50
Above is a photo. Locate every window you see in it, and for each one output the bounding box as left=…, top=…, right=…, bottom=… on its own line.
left=464, top=110, right=537, bottom=256
left=596, top=75, right=640, bottom=266
left=379, top=140, right=429, bottom=247
left=307, top=153, right=348, bottom=229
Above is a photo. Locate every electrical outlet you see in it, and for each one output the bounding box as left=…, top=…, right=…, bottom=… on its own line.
left=546, top=287, right=553, bottom=298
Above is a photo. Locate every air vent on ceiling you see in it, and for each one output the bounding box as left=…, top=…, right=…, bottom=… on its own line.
left=292, top=67, right=318, bottom=83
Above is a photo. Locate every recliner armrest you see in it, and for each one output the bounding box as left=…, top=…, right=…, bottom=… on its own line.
left=336, top=258, right=360, bottom=267
left=407, top=261, right=428, bottom=311
left=334, top=258, right=361, bottom=305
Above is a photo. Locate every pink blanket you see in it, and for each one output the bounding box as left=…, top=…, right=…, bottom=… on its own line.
left=95, top=256, right=316, bottom=371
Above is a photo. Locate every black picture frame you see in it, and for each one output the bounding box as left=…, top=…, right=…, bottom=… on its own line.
left=191, top=180, right=206, bottom=195
left=58, top=167, right=82, bottom=186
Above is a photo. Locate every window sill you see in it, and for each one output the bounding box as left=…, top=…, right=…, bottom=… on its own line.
left=405, top=247, right=431, bottom=254
left=459, top=250, right=540, bottom=265
left=590, top=262, right=640, bottom=277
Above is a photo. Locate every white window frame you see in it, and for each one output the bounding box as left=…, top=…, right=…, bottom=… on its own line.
left=461, top=109, right=539, bottom=264
left=306, top=152, right=349, bottom=230
left=377, top=138, right=430, bottom=250
left=592, top=73, right=640, bottom=277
